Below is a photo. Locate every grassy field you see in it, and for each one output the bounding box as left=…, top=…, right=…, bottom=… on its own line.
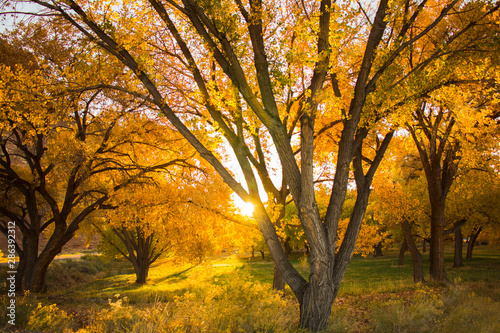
left=1, top=246, right=499, bottom=332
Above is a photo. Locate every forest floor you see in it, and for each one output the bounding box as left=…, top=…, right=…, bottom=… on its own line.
left=1, top=245, right=499, bottom=332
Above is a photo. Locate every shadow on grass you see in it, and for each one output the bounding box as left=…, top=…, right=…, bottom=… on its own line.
left=149, top=265, right=196, bottom=285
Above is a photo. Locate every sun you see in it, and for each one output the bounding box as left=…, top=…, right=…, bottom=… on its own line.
left=234, top=197, right=255, bottom=217
left=240, top=202, right=255, bottom=217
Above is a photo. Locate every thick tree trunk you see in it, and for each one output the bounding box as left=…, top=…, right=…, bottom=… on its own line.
left=16, top=230, right=65, bottom=293
left=398, top=240, right=408, bottom=266
left=453, top=227, right=463, bottom=268
left=401, top=220, right=425, bottom=283
left=466, top=227, right=482, bottom=259
left=23, top=245, right=63, bottom=293
left=299, top=257, right=336, bottom=332
left=429, top=196, right=447, bottom=282
left=132, top=261, right=150, bottom=284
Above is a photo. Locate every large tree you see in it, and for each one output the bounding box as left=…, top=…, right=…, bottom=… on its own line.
left=0, top=25, right=195, bottom=292
left=9, top=0, right=500, bottom=330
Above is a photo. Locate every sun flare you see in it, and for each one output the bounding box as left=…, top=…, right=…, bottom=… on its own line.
left=237, top=201, right=255, bottom=217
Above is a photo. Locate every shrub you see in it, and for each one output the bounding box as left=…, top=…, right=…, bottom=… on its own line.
left=0, top=292, right=73, bottom=332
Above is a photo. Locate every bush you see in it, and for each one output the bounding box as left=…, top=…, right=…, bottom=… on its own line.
left=0, top=292, right=73, bottom=332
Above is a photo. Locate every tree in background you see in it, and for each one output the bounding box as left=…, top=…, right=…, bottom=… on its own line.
left=446, top=169, right=500, bottom=266
left=7, top=0, right=500, bottom=329
left=0, top=24, right=195, bottom=292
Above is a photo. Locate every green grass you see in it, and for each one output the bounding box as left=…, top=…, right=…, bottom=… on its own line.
left=1, top=246, right=499, bottom=332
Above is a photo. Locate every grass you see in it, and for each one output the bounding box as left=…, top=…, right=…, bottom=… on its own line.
left=0, top=245, right=499, bottom=332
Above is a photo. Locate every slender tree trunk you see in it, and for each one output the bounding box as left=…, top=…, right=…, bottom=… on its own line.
left=273, top=261, right=285, bottom=292
left=273, top=238, right=290, bottom=293
left=422, top=239, right=427, bottom=252
left=453, top=227, right=463, bottom=268
left=466, top=227, right=482, bottom=259
left=398, top=240, right=408, bottom=266
left=401, top=220, right=425, bottom=283
left=259, top=250, right=265, bottom=259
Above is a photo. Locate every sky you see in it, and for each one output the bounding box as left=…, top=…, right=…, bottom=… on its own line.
left=0, top=1, right=44, bottom=33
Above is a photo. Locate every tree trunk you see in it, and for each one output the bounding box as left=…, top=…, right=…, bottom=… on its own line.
left=273, top=238, right=290, bottom=293
left=453, top=227, right=463, bottom=268
left=16, top=230, right=64, bottom=293
left=398, top=240, right=408, bottom=266
left=429, top=197, right=447, bottom=282
left=273, top=262, right=285, bottom=292
left=259, top=250, right=265, bottom=259
left=466, top=227, right=482, bottom=259
left=132, top=260, right=150, bottom=284
left=373, top=242, right=383, bottom=257
left=401, top=220, right=425, bottom=283
left=299, top=257, right=336, bottom=332
left=422, top=239, right=427, bottom=252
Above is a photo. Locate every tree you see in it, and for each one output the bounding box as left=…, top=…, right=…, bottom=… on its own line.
left=15, top=0, right=500, bottom=329
left=95, top=169, right=248, bottom=284
left=446, top=168, right=500, bottom=263
left=0, top=25, right=196, bottom=292
left=407, top=86, right=500, bottom=281
left=371, top=145, right=429, bottom=283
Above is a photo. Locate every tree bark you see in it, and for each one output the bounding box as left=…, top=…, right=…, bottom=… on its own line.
left=401, top=220, right=425, bottom=283
left=273, top=238, right=291, bottom=293
left=453, top=227, right=463, bottom=268
left=273, top=261, right=285, bottom=292
left=398, top=240, right=408, bottom=266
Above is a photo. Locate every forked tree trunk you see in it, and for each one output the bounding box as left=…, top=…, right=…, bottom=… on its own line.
left=453, top=227, right=463, bottom=268
left=16, top=226, right=71, bottom=293
left=401, top=220, right=425, bottom=283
